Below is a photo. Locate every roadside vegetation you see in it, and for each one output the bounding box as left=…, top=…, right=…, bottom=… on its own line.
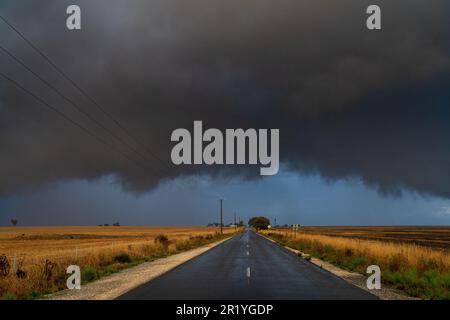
left=0, top=226, right=239, bottom=300
left=248, top=217, right=270, bottom=230
left=262, top=229, right=450, bottom=300
left=292, top=226, right=450, bottom=250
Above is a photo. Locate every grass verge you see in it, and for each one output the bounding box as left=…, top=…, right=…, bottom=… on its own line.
left=0, top=231, right=235, bottom=300
left=262, top=230, right=450, bottom=300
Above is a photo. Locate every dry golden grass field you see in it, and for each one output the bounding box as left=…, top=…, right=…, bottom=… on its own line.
left=297, top=226, right=450, bottom=249
left=0, top=226, right=237, bottom=299
left=263, top=227, right=450, bottom=299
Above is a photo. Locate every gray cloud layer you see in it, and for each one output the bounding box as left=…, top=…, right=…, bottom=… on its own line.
left=0, top=0, right=450, bottom=197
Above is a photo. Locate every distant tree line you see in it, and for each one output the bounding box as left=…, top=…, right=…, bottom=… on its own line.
left=248, top=217, right=270, bottom=230
left=98, top=222, right=121, bottom=227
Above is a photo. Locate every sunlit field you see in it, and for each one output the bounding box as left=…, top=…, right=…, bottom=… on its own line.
left=0, top=226, right=238, bottom=299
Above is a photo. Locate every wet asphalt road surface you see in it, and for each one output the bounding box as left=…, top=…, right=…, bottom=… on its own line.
left=118, top=229, right=377, bottom=300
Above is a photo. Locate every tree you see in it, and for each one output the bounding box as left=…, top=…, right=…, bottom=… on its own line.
left=248, top=216, right=270, bottom=231
left=113, top=222, right=120, bottom=227
left=10, top=219, right=18, bottom=227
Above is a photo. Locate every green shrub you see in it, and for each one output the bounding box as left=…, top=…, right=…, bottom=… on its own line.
left=99, top=265, right=118, bottom=277
left=383, top=268, right=450, bottom=299
left=25, top=291, right=41, bottom=300
left=348, top=257, right=368, bottom=272
left=1, top=293, right=17, bottom=300
left=113, top=253, right=132, bottom=264
left=154, top=234, right=169, bottom=246
left=82, top=267, right=98, bottom=282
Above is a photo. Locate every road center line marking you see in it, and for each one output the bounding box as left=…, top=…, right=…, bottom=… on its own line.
left=246, top=250, right=249, bottom=256
left=247, top=267, right=251, bottom=278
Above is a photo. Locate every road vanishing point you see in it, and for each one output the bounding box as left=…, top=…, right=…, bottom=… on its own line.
left=118, top=229, right=377, bottom=300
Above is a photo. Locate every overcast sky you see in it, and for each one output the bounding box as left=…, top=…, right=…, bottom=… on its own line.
left=2, top=173, right=450, bottom=226
left=1, top=1, right=450, bottom=226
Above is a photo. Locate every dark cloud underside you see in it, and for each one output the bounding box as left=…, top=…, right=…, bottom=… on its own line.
left=0, top=0, right=449, bottom=197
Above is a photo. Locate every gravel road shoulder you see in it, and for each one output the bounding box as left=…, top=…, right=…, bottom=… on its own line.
left=46, top=237, right=232, bottom=300
left=258, top=233, right=418, bottom=300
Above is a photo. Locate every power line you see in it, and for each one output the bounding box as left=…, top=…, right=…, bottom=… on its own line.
left=0, top=44, right=171, bottom=176
left=0, top=14, right=171, bottom=173
left=0, top=64, right=227, bottom=216
left=1, top=70, right=217, bottom=204
left=0, top=71, right=162, bottom=177
left=0, top=49, right=215, bottom=200
left=0, top=14, right=224, bottom=203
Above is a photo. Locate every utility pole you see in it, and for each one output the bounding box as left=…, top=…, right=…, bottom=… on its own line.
left=234, top=212, right=237, bottom=231
left=220, top=199, right=223, bottom=234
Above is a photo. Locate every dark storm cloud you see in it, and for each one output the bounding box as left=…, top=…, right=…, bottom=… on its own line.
left=0, top=0, right=449, bottom=196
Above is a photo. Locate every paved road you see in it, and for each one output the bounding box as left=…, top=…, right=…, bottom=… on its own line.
left=118, top=229, right=376, bottom=300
